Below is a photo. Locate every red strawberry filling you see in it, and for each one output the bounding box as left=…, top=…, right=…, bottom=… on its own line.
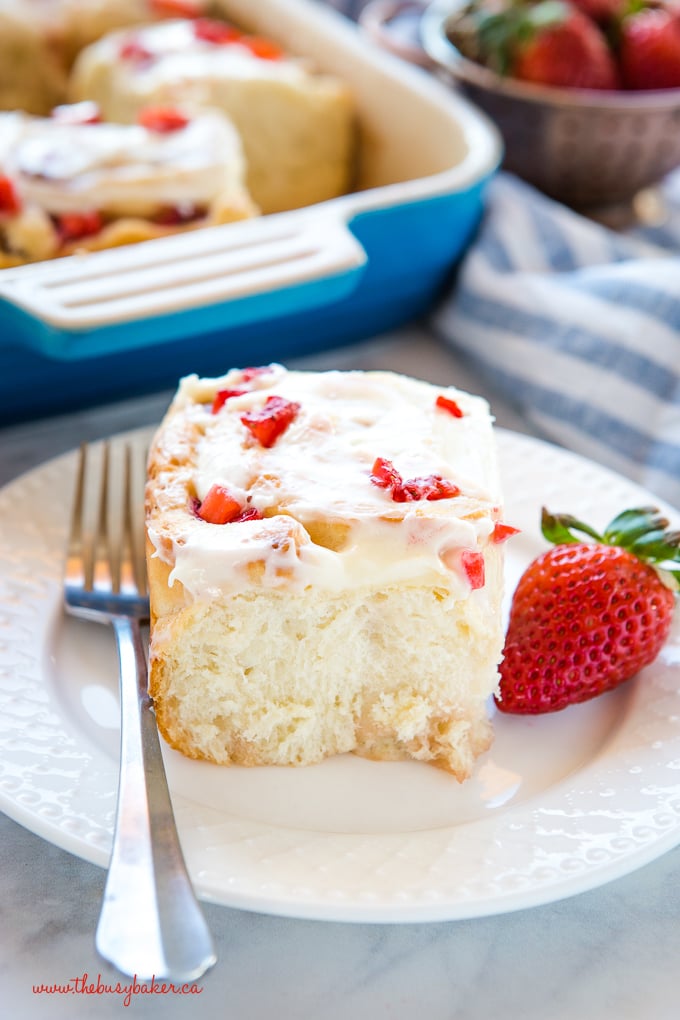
left=0, top=175, right=22, bottom=216
left=195, top=484, right=263, bottom=524
left=240, top=395, right=300, bottom=448
left=193, top=18, right=243, bottom=44
left=138, top=106, right=190, bottom=133
left=435, top=394, right=464, bottom=418
left=370, top=457, right=460, bottom=502
left=153, top=203, right=205, bottom=226
left=55, top=210, right=104, bottom=243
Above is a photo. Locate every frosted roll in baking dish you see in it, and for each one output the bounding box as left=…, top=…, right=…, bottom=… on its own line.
left=69, top=17, right=356, bottom=213
left=0, top=1, right=67, bottom=115
left=145, top=366, right=511, bottom=780
left=0, top=105, right=257, bottom=266
left=0, top=0, right=212, bottom=114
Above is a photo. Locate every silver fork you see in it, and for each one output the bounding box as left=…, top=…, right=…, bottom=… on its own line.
left=64, top=437, right=216, bottom=982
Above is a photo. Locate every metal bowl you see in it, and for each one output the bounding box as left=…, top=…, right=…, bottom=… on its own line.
left=420, top=0, right=680, bottom=209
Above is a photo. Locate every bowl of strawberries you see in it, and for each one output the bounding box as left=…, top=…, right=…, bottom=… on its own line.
left=421, top=0, right=680, bottom=209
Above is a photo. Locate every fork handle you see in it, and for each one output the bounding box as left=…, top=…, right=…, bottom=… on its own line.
left=96, top=616, right=216, bottom=981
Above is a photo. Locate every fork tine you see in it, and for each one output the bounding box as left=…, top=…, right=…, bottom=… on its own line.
left=67, top=443, right=88, bottom=591
left=118, top=443, right=140, bottom=597
left=129, top=442, right=149, bottom=597
left=93, top=441, right=115, bottom=596
left=119, top=444, right=133, bottom=597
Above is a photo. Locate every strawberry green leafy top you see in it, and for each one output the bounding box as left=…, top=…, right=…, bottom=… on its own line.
left=541, top=506, right=680, bottom=588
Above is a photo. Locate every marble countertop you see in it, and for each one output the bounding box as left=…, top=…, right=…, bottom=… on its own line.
left=2, top=330, right=679, bottom=1020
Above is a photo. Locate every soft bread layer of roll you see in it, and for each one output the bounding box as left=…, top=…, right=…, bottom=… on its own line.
left=147, top=572, right=502, bottom=780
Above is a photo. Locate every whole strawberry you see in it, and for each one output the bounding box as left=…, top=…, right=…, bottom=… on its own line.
left=619, top=4, right=680, bottom=90
left=496, top=506, right=678, bottom=714
left=512, top=3, right=620, bottom=88
left=469, top=0, right=620, bottom=89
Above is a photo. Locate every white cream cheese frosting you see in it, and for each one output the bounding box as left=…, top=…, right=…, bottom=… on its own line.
left=74, top=18, right=312, bottom=95
left=146, top=366, right=506, bottom=598
left=0, top=107, right=246, bottom=217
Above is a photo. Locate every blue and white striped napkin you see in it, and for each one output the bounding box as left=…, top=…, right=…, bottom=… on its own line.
left=431, top=172, right=680, bottom=510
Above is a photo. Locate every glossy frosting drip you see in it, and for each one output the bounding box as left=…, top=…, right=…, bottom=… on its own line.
left=0, top=108, right=245, bottom=215
left=147, top=367, right=504, bottom=598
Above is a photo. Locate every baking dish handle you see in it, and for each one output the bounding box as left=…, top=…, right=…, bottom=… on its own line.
left=0, top=208, right=368, bottom=359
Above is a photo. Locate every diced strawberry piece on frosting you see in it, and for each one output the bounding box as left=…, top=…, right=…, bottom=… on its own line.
left=435, top=394, right=464, bottom=418
left=370, top=457, right=402, bottom=490
left=460, top=550, right=485, bottom=590
left=0, top=175, right=21, bottom=216
left=193, top=18, right=242, bottom=44
left=394, top=475, right=461, bottom=502
left=240, top=395, right=300, bottom=448
left=119, top=37, right=155, bottom=63
left=149, top=0, right=203, bottom=17
left=240, top=366, right=274, bottom=382
left=232, top=506, right=263, bottom=522
left=212, top=388, right=247, bottom=413
left=430, top=477, right=460, bottom=499
left=370, top=457, right=460, bottom=502
left=240, top=35, right=285, bottom=60
left=197, top=484, right=243, bottom=524
left=138, top=106, right=190, bottom=133
left=55, top=210, right=103, bottom=242
left=491, top=522, right=520, bottom=543
left=212, top=369, right=276, bottom=413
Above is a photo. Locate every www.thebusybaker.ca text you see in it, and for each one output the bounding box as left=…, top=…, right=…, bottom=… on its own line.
left=33, top=972, right=204, bottom=1007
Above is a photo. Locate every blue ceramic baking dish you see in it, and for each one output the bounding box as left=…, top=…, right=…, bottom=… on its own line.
left=0, top=0, right=502, bottom=424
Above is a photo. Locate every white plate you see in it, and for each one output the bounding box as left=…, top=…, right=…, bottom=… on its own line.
left=1, top=428, right=679, bottom=923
